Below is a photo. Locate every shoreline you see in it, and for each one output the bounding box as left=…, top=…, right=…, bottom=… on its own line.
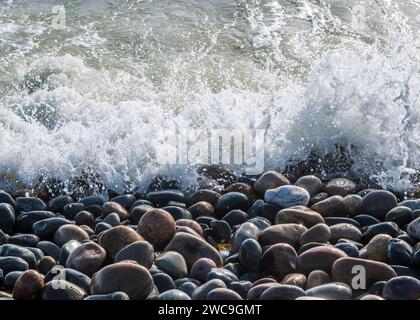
left=0, top=166, right=419, bottom=300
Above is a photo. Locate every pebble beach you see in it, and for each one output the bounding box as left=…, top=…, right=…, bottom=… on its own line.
left=0, top=168, right=419, bottom=300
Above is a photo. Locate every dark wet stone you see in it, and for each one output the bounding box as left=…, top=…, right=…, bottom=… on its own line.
left=4, top=271, right=23, bottom=289
left=331, top=257, right=397, bottom=287
left=215, top=192, right=250, bottom=218
left=99, top=225, right=143, bottom=259
left=329, top=223, right=362, bottom=243
left=295, top=175, right=322, bottom=196
left=260, top=284, right=306, bottom=300
left=228, top=281, right=252, bottom=298
left=12, top=270, right=44, bottom=300
left=42, top=280, right=86, bottom=300
left=353, top=214, right=381, bottom=227
left=58, top=240, right=81, bottom=265
left=187, top=190, right=220, bottom=207
left=91, top=261, right=153, bottom=299
left=187, top=201, right=214, bottom=218
left=84, top=292, right=129, bottom=300
left=114, top=240, right=154, bottom=269
left=388, top=238, right=413, bottom=266
left=37, top=256, right=57, bottom=275
left=53, top=224, right=89, bottom=246
left=248, top=217, right=271, bottom=231
left=0, top=230, right=7, bottom=245
left=298, top=242, right=329, bottom=255
left=37, top=241, right=61, bottom=260
left=129, top=205, right=153, bottom=224
left=195, top=216, right=216, bottom=227
left=153, top=272, right=176, bottom=293
left=7, top=234, right=39, bottom=247
left=311, top=195, right=346, bottom=217
left=259, top=224, right=307, bottom=248
left=261, top=243, right=297, bottom=279
left=62, top=203, right=85, bottom=220
left=254, top=171, right=290, bottom=195
left=223, top=210, right=248, bottom=227
left=177, top=281, right=198, bottom=297
left=297, top=246, right=348, bottom=275
left=209, top=220, right=231, bottom=241
left=155, top=251, right=188, bottom=279
left=247, top=199, right=264, bottom=218
left=325, top=178, right=356, bottom=197
left=342, top=195, right=362, bottom=217
left=66, top=241, right=106, bottom=276
left=385, top=206, right=413, bottom=227
left=407, top=217, right=420, bottom=240
left=0, top=203, right=15, bottom=233
left=226, top=182, right=257, bottom=202
left=260, top=203, right=281, bottom=222
left=207, top=288, right=242, bottom=300
left=146, top=190, right=185, bottom=207
left=281, top=273, right=306, bottom=288
left=102, top=201, right=129, bottom=221
left=192, top=279, right=226, bottom=300
left=103, top=212, right=120, bottom=227
left=0, top=256, right=28, bottom=275
left=414, top=250, right=420, bottom=268
left=48, top=196, right=74, bottom=213
left=165, top=232, right=223, bottom=267
left=306, top=270, right=331, bottom=289
left=162, top=206, right=193, bottom=221
left=176, top=219, right=203, bottom=236
left=0, top=243, right=36, bottom=268
left=324, top=217, right=360, bottom=228
left=84, top=205, right=103, bottom=218
left=16, top=197, right=46, bottom=212
left=26, top=247, right=44, bottom=262
left=246, top=283, right=279, bottom=300
left=300, top=223, right=330, bottom=245
left=232, top=222, right=260, bottom=252
left=309, top=192, right=328, bottom=206
left=361, top=190, right=398, bottom=220
left=399, top=199, right=420, bottom=211
left=137, top=208, right=176, bottom=249
left=95, top=222, right=112, bottom=234
left=306, top=283, right=352, bottom=300
left=382, top=276, right=420, bottom=300
left=239, top=238, right=262, bottom=272
left=207, top=267, right=239, bottom=285
left=275, top=206, right=324, bottom=228
left=0, top=191, right=15, bottom=207
left=32, top=217, right=73, bottom=239
left=110, top=194, right=136, bottom=211
left=174, top=277, right=200, bottom=287
left=334, top=242, right=359, bottom=258
left=79, top=196, right=104, bottom=207
left=223, top=262, right=241, bottom=275
left=190, top=258, right=217, bottom=282
left=368, top=281, right=387, bottom=295
left=362, top=222, right=400, bottom=243
left=72, top=211, right=92, bottom=227
left=391, top=265, right=420, bottom=279
left=159, top=289, right=191, bottom=300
